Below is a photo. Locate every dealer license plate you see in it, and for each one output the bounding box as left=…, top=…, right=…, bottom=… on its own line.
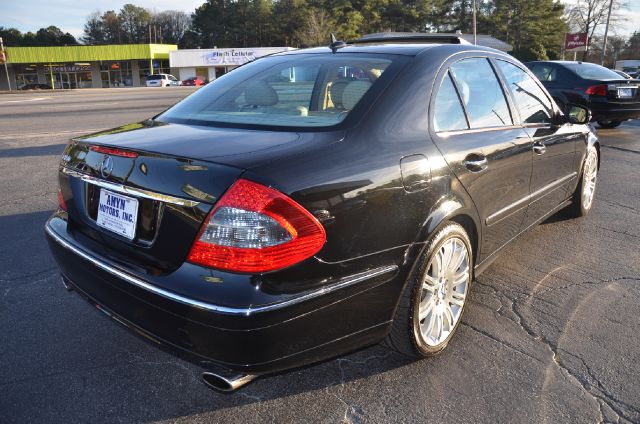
left=617, top=87, right=633, bottom=98
left=96, top=189, right=139, bottom=240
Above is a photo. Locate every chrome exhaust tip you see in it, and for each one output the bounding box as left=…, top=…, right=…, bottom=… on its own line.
left=202, top=371, right=257, bottom=392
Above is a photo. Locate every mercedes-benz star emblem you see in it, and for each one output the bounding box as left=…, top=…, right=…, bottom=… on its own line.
left=100, top=155, right=114, bottom=179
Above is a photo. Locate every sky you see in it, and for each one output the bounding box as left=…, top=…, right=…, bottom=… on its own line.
left=1, top=0, right=639, bottom=42
left=1, top=0, right=203, bottom=39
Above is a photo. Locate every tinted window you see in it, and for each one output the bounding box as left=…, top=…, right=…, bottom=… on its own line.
left=496, top=60, right=553, bottom=124
left=450, top=58, right=512, bottom=128
left=433, top=73, right=468, bottom=132
left=530, top=65, right=557, bottom=82
left=147, top=75, right=162, bottom=80
left=566, top=62, right=622, bottom=80
left=160, top=55, right=395, bottom=128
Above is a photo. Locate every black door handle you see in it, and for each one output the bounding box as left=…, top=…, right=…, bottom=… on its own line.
left=464, top=154, right=488, bottom=172
left=533, top=142, right=547, bottom=155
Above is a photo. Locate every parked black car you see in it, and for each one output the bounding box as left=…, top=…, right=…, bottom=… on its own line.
left=526, top=60, right=640, bottom=128
left=45, top=36, right=598, bottom=392
left=18, top=83, right=52, bottom=90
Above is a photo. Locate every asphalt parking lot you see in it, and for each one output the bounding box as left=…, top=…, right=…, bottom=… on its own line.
left=1, top=88, right=639, bottom=424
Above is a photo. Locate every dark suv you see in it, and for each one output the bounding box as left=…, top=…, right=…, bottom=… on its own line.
left=45, top=35, right=598, bottom=392
left=526, top=60, right=640, bottom=128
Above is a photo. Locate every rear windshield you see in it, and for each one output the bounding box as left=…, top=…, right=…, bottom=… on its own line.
left=566, top=63, right=622, bottom=80
left=158, top=54, right=401, bottom=128
left=147, top=75, right=164, bottom=80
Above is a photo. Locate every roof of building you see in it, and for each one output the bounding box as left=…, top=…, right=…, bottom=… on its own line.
left=5, top=44, right=177, bottom=64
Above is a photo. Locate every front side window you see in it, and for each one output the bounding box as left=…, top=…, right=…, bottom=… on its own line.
left=449, top=57, right=512, bottom=128
left=159, top=54, right=397, bottom=128
left=496, top=60, right=553, bottom=124
left=433, top=73, right=468, bottom=132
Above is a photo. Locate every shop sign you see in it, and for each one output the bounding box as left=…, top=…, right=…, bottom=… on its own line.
left=564, top=33, right=588, bottom=52
left=51, top=64, right=91, bottom=72
left=201, top=49, right=257, bottom=65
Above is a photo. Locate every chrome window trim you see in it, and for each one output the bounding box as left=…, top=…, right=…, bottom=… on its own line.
left=45, top=223, right=398, bottom=316
left=62, top=167, right=201, bottom=207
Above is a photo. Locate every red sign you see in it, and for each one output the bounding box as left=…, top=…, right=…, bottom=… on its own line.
left=564, top=33, right=588, bottom=52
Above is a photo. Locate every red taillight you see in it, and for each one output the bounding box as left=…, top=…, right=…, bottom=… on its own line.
left=90, top=146, right=138, bottom=158
left=187, top=179, right=326, bottom=273
left=57, top=189, right=67, bottom=211
left=585, top=84, right=607, bottom=96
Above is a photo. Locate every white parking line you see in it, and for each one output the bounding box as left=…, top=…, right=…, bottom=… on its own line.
left=0, top=97, right=51, bottom=104
left=0, top=128, right=105, bottom=140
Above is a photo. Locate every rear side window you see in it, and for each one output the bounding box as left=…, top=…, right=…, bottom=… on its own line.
left=530, top=65, right=557, bottom=82
left=496, top=60, right=553, bottom=124
left=433, top=73, right=468, bottom=132
left=147, top=75, right=162, bottom=80
left=449, top=58, right=512, bottom=128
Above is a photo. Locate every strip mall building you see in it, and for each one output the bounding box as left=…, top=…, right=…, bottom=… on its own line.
left=0, top=44, right=177, bottom=89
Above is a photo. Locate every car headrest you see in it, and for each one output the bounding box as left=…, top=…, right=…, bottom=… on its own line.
left=342, top=80, right=372, bottom=110
left=244, top=81, right=278, bottom=106
left=330, top=79, right=351, bottom=108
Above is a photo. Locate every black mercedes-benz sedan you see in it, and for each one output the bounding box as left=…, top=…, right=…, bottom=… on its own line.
left=46, top=35, right=599, bottom=392
left=526, top=60, right=640, bottom=128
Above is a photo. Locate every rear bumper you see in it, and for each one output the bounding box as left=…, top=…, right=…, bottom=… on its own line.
left=588, top=100, right=640, bottom=122
left=45, top=215, right=399, bottom=374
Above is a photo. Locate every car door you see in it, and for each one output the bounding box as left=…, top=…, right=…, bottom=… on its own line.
left=429, top=56, right=533, bottom=262
left=494, top=59, right=580, bottom=228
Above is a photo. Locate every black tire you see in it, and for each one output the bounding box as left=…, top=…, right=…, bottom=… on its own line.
left=384, top=222, right=473, bottom=358
left=568, top=146, right=599, bottom=218
left=597, top=120, right=622, bottom=129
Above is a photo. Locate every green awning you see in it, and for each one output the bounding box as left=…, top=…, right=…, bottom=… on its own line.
left=5, top=44, right=177, bottom=64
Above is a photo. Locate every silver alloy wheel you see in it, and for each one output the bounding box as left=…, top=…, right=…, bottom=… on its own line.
left=582, top=148, right=598, bottom=210
left=418, top=237, right=470, bottom=347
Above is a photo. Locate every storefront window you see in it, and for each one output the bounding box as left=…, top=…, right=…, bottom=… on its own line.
left=99, top=61, right=133, bottom=87
left=15, top=64, right=39, bottom=88
left=44, top=63, right=93, bottom=89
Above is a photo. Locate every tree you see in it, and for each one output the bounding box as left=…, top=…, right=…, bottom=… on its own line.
left=119, top=4, right=152, bottom=43
left=82, top=11, right=106, bottom=44
left=488, top=0, right=567, bottom=61
left=296, top=9, right=334, bottom=46
left=0, top=26, right=78, bottom=46
left=154, top=11, right=192, bottom=44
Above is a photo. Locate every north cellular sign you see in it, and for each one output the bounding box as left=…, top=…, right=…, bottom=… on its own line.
left=202, top=49, right=256, bottom=65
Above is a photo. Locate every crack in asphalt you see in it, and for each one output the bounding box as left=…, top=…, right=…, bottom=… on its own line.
left=472, top=276, right=640, bottom=423
left=0, top=268, right=58, bottom=284
left=325, top=352, right=393, bottom=424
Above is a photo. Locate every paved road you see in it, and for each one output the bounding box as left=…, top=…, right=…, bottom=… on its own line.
left=1, top=89, right=639, bottom=423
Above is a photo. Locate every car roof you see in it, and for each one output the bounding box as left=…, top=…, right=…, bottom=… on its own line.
left=273, top=43, right=503, bottom=57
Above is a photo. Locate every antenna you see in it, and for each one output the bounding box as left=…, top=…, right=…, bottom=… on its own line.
left=329, top=33, right=346, bottom=53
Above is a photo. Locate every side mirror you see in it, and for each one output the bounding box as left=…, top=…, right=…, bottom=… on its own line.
left=566, top=104, right=591, bottom=125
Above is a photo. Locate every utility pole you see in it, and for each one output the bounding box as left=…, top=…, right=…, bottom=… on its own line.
left=600, top=0, right=614, bottom=66
left=472, top=0, right=477, bottom=45
left=0, top=37, right=11, bottom=91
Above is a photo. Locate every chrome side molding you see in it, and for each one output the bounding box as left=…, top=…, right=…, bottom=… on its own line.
left=45, top=222, right=398, bottom=316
